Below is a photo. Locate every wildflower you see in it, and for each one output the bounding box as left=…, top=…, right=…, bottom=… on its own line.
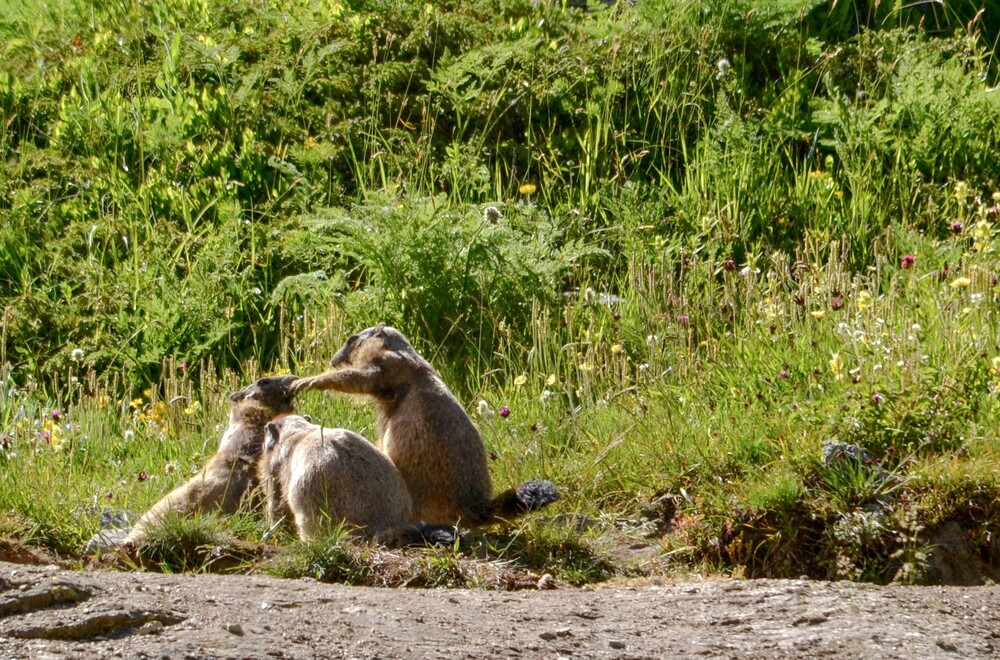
left=483, top=206, right=502, bottom=223
left=51, top=409, right=62, bottom=422
left=183, top=401, right=201, bottom=416
left=513, top=374, right=528, bottom=387
left=499, top=405, right=510, bottom=418
left=811, top=310, right=826, bottom=319
left=951, top=221, right=964, bottom=234
left=178, top=362, right=188, bottom=375
left=778, top=369, right=789, bottom=379
left=476, top=400, right=494, bottom=417
left=954, top=180, right=970, bottom=202
left=540, top=390, right=553, bottom=402
left=123, top=429, right=135, bottom=441
left=546, top=374, right=558, bottom=386
left=137, top=471, right=149, bottom=482
left=71, top=348, right=84, bottom=362
left=831, top=298, right=843, bottom=311
left=991, top=357, right=1000, bottom=375
left=715, top=57, right=731, bottom=80
left=611, top=344, right=624, bottom=355
left=518, top=183, right=537, bottom=196
left=129, top=398, right=143, bottom=409
left=950, top=277, right=972, bottom=288
left=677, top=315, right=690, bottom=325
left=829, top=352, right=844, bottom=378
left=723, top=258, right=736, bottom=271
left=900, top=254, right=915, bottom=269
left=42, top=420, right=65, bottom=451
left=871, top=392, right=884, bottom=404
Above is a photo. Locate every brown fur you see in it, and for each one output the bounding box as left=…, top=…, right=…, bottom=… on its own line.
left=291, top=325, right=557, bottom=526
left=257, top=415, right=414, bottom=541
left=125, top=375, right=296, bottom=544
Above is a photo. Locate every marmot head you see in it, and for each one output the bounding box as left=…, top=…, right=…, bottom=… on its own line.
left=330, top=323, right=418, bottom=368
left=262, top=415, right=314, bottom=455
left=230, top=374, right=297, bottom=416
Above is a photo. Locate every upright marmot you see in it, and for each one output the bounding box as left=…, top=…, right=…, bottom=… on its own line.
left=290, top=324, right=558, bottom=526
left=257, top=414, right=415, bottom=541
left=125, top=374, right=296, bottom=544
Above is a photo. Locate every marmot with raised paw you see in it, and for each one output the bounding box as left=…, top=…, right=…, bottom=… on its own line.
left=291, top=324, right=558, bottom=526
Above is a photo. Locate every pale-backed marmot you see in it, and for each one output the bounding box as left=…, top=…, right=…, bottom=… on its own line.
left=290, top=324, right=558, bottom=526
left=257, top=414, right=415, bottom=541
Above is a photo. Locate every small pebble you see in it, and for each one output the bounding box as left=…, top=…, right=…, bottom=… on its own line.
left=138, top=620, right=163, bottom=635
left=609, top=640, right=626, bottom=649
left=226, top=623, right=245, bottom=636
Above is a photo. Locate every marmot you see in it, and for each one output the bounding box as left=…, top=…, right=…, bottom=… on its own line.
left=257, top=414, right=415, bottom=541
left=290, top=324, right=558, bottom=526
left=125, top=374, right=296, bottom=544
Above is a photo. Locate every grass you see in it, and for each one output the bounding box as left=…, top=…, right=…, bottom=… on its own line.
left=2, top=0, right=1000, bottom=586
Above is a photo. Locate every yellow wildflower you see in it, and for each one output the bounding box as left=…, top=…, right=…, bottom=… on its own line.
left=973, top=219, right=991, bottom=239
left=513, top=374, right=528, bottom=387
left=518, top=183, right=537, bottom=196
left=811, top=310, right=826, bottom=319
left=546, top=374, right=558, bottom=386
left=857, top=291, right=872, bottom=311
left=954, top=180, right=970, bottom=201
left=829, top=352, right=844, bottom=378
left=991, top=356, right=1000, bottom=375
left=183, top=401, right=202, bottom=416
left=43, top=420, right=65, bottom=451
left=611, top=344, right=624, bottom=355
left=129, top=398, right=143, bottom=409
left=950, top=277, right=972, bottom=288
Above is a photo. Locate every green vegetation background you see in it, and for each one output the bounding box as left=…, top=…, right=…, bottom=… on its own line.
left=1, top=0, right=999, bottom=584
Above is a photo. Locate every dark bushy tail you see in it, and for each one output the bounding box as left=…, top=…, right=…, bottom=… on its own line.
left=491, top=479, right=560, bottom=520
left=387, top=523, right=459, bottom=547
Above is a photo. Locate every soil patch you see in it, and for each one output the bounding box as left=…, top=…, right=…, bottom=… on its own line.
left=1, top=561, right=999, bottom=658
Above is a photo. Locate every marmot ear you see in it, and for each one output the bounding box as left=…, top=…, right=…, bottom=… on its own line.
left=264, top=422, right=279, bottom=453
left=374, top=322, right=386, bottom=336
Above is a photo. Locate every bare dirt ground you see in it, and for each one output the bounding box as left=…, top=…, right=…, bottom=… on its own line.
left=1, top=560, right=999, bottom=659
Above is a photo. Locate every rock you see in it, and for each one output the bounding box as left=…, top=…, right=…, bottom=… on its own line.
left=609, top=640, right=626, bottom=649
left=537, top=574, right=555, bottom=590
left=821, top=440, right=876, bottom=468
left=138, top=620, right=164, bottom=635
left=226, top=623, right=245, bottom=636
left=83, top=508, right=136, bottom=555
